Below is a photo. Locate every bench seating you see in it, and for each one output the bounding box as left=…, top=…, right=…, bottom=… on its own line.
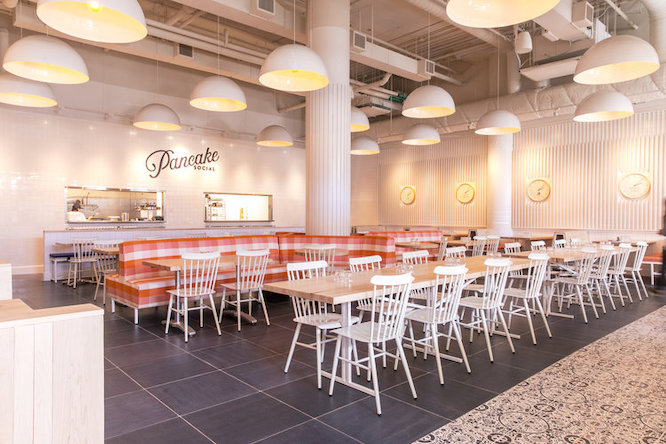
left=364, top=230, right=444, bottom=260
left=643, top=253, right=663, bottom=285
left=277, top=234, right=396, bottom=267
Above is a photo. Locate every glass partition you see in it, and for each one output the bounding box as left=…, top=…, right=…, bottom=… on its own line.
left=65, top=186, right=165, bottom=223
left=204, top=193, right=272, bottom=222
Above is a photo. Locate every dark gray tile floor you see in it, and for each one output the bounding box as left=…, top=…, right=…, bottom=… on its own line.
left=11, top=274, right=665, bottom=443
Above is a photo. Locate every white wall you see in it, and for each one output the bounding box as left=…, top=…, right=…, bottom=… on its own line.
left=350, top=154, right=379, bottom=226
left=0, top=106, right=305, bottom=273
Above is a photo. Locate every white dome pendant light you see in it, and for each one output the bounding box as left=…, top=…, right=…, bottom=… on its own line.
left=256, top=125, right=293, bottom=147
left=190, top=76, right=247, bottom=112
left=133, top=104, right=182, bottom=131
left=3, top=35, right=89, bottom=84
left=573, top=91, right=634, bottom=122
left=402, top=124, right=440, bottom=146
left=515, top=31, right=532, bottom=54
left=446, top=0, right=559, bottom=28
left=574, top=35, right=660, bottom=85
left=0, top=73, right=58, bottom=108
left=259, top=1, right=328, bottom=92
left=36, top=0, right=147, bottom=44
left=351, top=136, right=379, bottom=155
left=475, top=109, right=521, bottom=135
left=351, top=106, right=370, bottom=132
left=402, top=84, right=456, bottom=118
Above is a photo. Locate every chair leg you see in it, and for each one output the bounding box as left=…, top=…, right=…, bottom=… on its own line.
left=284, top=323, right=301, bottom=373
left=638, top=274, right=649, bottom=299
left=352, top=340, right=360, bottom=376
left=209, top=294, right=222, bottom=336
left=585, top=284, right=599, bottom=319
left=236, top=289, right=242, bottom=332
left=575, top=286, right=588, bottom=324
left=200, top=296, right=204, bottom=328
left=111, top=299, right=116, bottom=313
left=259, top=289, right=270, bottom=326
left=328, top=336, right=342, bottom=396
left=396, top=340, right=417, bottom=399
left=316, top=329, right=322, bottom=389
left=453, top=322, right=471, bottom=373
left=603, top=279, right=616, bottom=311
left=524, top=299, right=536, bottom=345
left=497, top=309, right=515, bottom=353
left=368, top=344, right=382, bottom=416
left=431, top=324, right=444, bottom=385
left=479, top=310, right=494, bottom=362
left=134, top=308, right=139, bottom=324
left=407, top=320, right=417, bottom=359
left=94, top=275, right=101, bottom=301
left=631, top=271, right=643, bottom=301
left=165, top=295, right=174, bottom=334
left=534, top=298, right=552, bottom=338
left=183, top=297, right=189, bottom=343
left=621, top=275, right=633, bottom=303
left=320, top=329, right=327, bottom=362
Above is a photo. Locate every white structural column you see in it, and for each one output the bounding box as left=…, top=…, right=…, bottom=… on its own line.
left=486, top=135, right=514, bottom=236
left=306, top=0, right=351, bottom=235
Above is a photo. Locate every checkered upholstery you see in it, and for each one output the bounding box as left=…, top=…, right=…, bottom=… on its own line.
left=107, top=236, right=284, bottom=311
left=278, top=235, right=396, bottom=268
left=365, top=231, right=444, bottom=259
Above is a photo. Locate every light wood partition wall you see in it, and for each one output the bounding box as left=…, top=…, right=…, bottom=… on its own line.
left=0, top=300, right=104, bottom=443
left=0, top=262, right=11, bottom=300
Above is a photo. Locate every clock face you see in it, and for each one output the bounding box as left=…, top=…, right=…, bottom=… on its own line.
left=527, top=178, right=551, bottom=202
left=400, top=186, right=416, bottom=205
left=456, top=183, right=475, bottom=204
left=619, top=173, right=650, bottom=199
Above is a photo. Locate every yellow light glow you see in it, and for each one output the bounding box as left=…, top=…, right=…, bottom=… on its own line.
left=258, top=69, right=329, bottom=93
left=0, top=92, right=57, bottom=108
left=133, top=121, right=182, bottom=132
left=256, top=140, right=293, bottom=147
left=573, top=110, right=634, bottom=122
left=474, top=126, right=521, bottom=135
left=350, top=149, right=379, bottom=155
left=3, top=60, right=89, bottom=84
left=402, top=105, right=455, bottom=119
left=402, top=138, right=440, bottom=146
left=189, top=97, right=247, bottom=112
left=573, top=61, right=660, bottom=85
left=350, top=123, right=370, bottom=132
left=88, top=1, right=101, bottom=11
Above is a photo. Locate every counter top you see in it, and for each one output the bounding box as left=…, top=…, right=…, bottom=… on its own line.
left=0, top=299, right=103, bottom=327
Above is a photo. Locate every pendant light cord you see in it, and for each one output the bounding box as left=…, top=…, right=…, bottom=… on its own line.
left=496, top=36, right=500, bottom=109
left=217, top=16, right=220, bottom=76
left=427, top=12, right=430, bottom=85
left=293, top=0, right=296, bottom=44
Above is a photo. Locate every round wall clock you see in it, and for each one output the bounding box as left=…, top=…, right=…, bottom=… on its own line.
left=399, top=186, right=416, bottom=205
left=527, top=178, right=551, bottom=202
left=456, top=182, right=475, bottom=204
left=619, top=172, right=650, bottom=199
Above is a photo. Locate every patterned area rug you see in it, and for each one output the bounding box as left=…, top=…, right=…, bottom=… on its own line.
left=415, top=306, right=666, bottom=443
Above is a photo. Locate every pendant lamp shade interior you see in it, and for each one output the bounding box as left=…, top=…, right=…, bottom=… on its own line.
left=190, top=76, right=247, bottom=112
left=133, top=103, right=182, bottom=131
left=402, top=124, right=441, bottom=145
left=36, top=0, right=147, bottom=44
left=351, top=136, right=380, bottom=155
left=402, top=85, right=456, bottom=118
left=351, top=106, right=370, bottom=132
left=573, top=90, right=634, bottom=122
left=475, top=109, right=521, bottom=135
left=515, top=31, right=533, bottom=54
left=0, top=73, right=58, bottom=108
left=259, top=44, right=329, bottom=92
left=256, top=125, right=293, bottom=147
left=3, top=35, right=89, bottom=84
left=574, top=35, right=660, bottom=85
left=446, top=0, right=558, bottom=28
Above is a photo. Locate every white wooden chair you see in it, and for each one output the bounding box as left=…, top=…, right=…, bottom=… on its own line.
left=445, top=246, right=466, bottom=258
left=284, top=261, right=359, bottom=389
left=350, top=255, right=383, bottom=322
left=67, top=239, right=98, bottom=288
left=471, top=236, right=487, bottom=256
left=458, top=258, right=514, bottom=362
left=553, top=239, right=567, bottom=249
left=503, top=253, right=552, bottom=345
left=551, top=248, right=599, bottom=323
left=504, top=242, right=527, bottom=286
left=588, top=245, right=616, bottom=313
left=328, top=273, right=417, bottom=415
left=165, top=252, right=221, bottom=342
left=219, top=250, right=270, bottom=331
left=624, top=241, right=649, bottom=301
left=402, top=249, right=429, bottom=264
left=436, top=236, right=449, bottom=261
left=93, top=240, right=120, bottom=303
left=304, top=244, right=337, bottom=270
left=530, top=240, right=546, bottom=251
left=607, top=243, right=633, bottom=306
left=485, top=235, right=500, bottom=255
left=403, top=265, right=471, bottom=382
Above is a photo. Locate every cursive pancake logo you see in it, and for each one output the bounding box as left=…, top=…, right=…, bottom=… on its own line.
left=145, top=147, right=219, bottom=178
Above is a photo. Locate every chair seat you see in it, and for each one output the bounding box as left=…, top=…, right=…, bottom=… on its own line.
left=459, top=296, right=497, bottom=310
left=167, top=288, right=214, bottom=298
left=465, top=283, right=485, bottom=292
left=404, top=307, right=456, bottom=324
left=70, top=258, right=97, bottom=264
left=220, top=281, right=262, bottom=292
left=294, top=313, right=360, bottom=330
left=331, top=321, right=399, bottom=343
left=552, top=276, right=581, bottom=285
left=503, top=287, right=531, bottom=299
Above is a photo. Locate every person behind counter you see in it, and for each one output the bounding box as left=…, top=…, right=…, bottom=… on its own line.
left=71, top=200, right=82, bottom=211
left=67, top=202, right=87, bottom=222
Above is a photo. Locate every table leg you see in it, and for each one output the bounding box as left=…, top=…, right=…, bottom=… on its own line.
left=221, top=263, right=258, bottom=325
left=340, top=302, right=352, bottom=382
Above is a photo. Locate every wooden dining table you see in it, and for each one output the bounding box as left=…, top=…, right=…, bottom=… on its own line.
left=394, top=241, right=440, bottom=250
left=263, top=255, right=531, bottom=395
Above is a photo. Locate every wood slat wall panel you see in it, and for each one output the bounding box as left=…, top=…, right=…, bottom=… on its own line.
left=378, top=135, right=487, bottom=227
left=513, top=110, right=666, bottom=231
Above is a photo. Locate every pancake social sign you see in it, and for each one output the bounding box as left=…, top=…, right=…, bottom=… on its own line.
left=145, top=148, right=219, bottom=178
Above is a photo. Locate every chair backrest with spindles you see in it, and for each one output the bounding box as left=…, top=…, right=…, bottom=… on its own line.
left=486, top=235, right=500, bottom=254
left=349, top=255, right=382, bottom=272
left=287, top=260, right=328, bottom=318
left=429, top=265, right=468, bottom=324
left=479, top=258, right=511, bottom=309
left=445, top=246, right=466, bottom=258
left=530, top=240, right=546, bottom=251
left=609, top=243, right=632, bottom=275
left=524, top=253, right=549, bottom=300
left=575, top=248, right=597, bottom=285
left=553, top=239, right=567, bottom=249
left=72, top=239, right=97, bottom=262
left=402, top=250, right=429, bottom=265
left=591, top=245, right=615, bottom=279
left=436, top=237, right=449, bottom=262
left=180, top=252, right=220, bottom=296
left=472, top=236, right=487, bottom=256
left=236, top=249, right=270, bottom=289
left=94, top=240, right=119, bottom=274
left=304, top=244, right=336, bottom=264
left=368, top=273, right=414, bottom=342
left=504, top=242, right=521, bottom=254
left=629, top=241, right=648, bottom=271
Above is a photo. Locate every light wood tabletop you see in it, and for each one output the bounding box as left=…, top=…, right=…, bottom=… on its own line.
left=503, top=246, right=634, bottom=263
left=93, top=246, right=120, bottom=255
left=395, top=242, right=440, bottom=250
left=263, top=255, right=531, bottom=306
left=142, top=255, right=243, bottom=271
left=294, top=249, right=350, bottom=256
